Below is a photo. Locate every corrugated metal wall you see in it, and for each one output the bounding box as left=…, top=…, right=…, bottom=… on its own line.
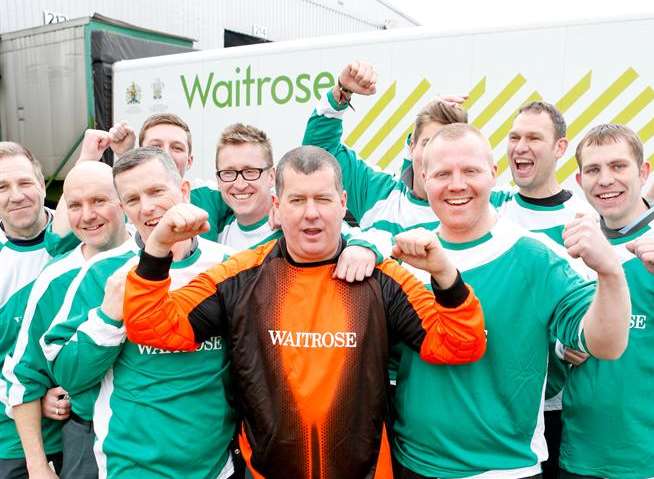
left=1, top=0, right=417, bottom=48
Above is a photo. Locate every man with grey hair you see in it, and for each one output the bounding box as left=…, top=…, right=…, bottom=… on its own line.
left=110, top=145, right=487, bottom=479
left=41, top=147, right=240, bottom=478
left=0, top=141, right=79, bottom=477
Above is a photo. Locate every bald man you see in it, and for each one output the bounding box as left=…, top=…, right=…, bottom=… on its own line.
left=3, top=161, right=128, bottom=479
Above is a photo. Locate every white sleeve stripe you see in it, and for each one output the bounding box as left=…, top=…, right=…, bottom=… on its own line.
left=577, top=319, right=588, bottom=354
left=315, top=92, right=346, bottom=119
left=77, top=309, right=126, bottom=347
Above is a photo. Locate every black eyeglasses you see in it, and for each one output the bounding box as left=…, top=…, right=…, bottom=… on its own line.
left=216, top=166, right=272, bottom=182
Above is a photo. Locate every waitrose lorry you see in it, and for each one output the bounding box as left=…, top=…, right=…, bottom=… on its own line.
left=113, top=15, right=654, bottom=191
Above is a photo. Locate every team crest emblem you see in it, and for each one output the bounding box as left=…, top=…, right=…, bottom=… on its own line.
left=126, top=82, right=142, bottom=105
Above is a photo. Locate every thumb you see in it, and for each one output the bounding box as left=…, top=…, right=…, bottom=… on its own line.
left=625, top=241, right=637, bottom=254
left=574, top=212, right=586, bottom=219
left=98, top=135, right=111, bottom=150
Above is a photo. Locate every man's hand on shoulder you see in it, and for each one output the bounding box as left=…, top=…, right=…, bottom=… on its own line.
left=334, top=245, right=376, bottom=283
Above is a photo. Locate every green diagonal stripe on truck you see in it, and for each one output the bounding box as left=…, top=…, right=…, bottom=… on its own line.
left=493, top=91, right=542, bottom=175
left=555, top=71, right=592, bottom=113
left=463, top=77, right=487, bottom=110
left=345, top=82, right=397, bottom=147
left=471, top=74, right=526, bottom=129
left=359, top=79, right=431, bottom=159
left=610, top=87, right=654, bottom=124
left=376, top=124, right=414, bottom=169
left=555, top=67, right=640, bottom=183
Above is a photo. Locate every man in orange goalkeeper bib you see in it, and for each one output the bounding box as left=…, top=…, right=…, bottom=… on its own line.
left=107, top=145, right=487, bottom=479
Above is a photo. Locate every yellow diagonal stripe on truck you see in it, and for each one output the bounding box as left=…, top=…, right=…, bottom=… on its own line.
left=374, top=77, right=487, bottom=169
left=492, top=91, right=542, bottom=175
left=555, top=71, right=592, bottom=113
left=555, top=68, right=639, bottom=183
left=471, top=74, right=526, bottom=129
left=344, top=82, right=397, bottom=147
left=376, top=124, right=414, bottom=169
left=359, top=79, right=431, bottom=159
left=463, top=77, right=486, bottom=110
left=495, top=72, right=592, bottom=174
left=610, top=87, right=654, bottom=124
left=638, top=116, right=654, bottom=143
left=490, top=90, right=543, bottom=148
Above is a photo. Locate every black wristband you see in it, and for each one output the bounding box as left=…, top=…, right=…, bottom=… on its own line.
left=431, top=271, right=469, bottom=308
left=136, top=249, right=173, bottom=281
left=337, top=78, right=353, bottom=94
left=335, top=80, right=355, bottom=111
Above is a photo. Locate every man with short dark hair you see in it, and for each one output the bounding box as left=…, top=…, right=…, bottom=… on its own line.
left=495, top=101, right=594, bottom=478
left=559, top=124, right=654, bottom=479
left=116, top=145, right=487, bottom=479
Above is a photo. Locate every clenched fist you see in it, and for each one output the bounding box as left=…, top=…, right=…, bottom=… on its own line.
left=145, top=203, right=210, bottom=257
left=392, top=228, right=457, bottom=288
left=336, top=61, right=377, bottom=98
left=563, top=213, right=621, bottom=276
left=108, top=121, right=137, bottom=157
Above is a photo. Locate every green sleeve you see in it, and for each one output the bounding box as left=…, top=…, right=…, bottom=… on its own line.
left=5, top=275, right=77, bottom=404
left=0, top=284, right=33, bottom=360
left=489, top=189, right=515, bottom=208
left=50, top=308, right=123, bottom=396
left=43, top=225, right=80, bottom=257
left=341, top=224, right=388, bottom=264
left=531, top=240, right=595, bottom=353
left=0, top=283, right=34, bottom=418
left=302, top=89, right=400, bottom=221
left=43, top=264, right=124, bottom=395
left=190, top=182, right=233, bottom=242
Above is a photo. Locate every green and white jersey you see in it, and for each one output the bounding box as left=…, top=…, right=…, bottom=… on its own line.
left=190, top=178, right=233, bottom=242
left=218, top=215, right=282, bottom=250
left=393, top=216, right=596, bottom=478
left=40, top=239, right=139, bottom=421
left=560, top=217, right=654, bottom=479
left=0, top=281, right=64, bottom=459
left=492, top=189, right=594, bottom=244
left=491, top=189, right=594, bottom=408
left=0, top=212, right=79, bottom=308
left=302, top=90, right=439, bottom=236
left=43, top=236, right=237, bottom=479
left=0, top=217, right=78, bottom=459
left=3, top=244, right=85, bottom=408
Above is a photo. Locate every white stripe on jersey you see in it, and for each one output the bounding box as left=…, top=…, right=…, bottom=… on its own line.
left=3, top=245, right=85, bottom=406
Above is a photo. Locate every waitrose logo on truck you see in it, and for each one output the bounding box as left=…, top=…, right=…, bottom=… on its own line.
left=180, top=65, right=335, bottom=108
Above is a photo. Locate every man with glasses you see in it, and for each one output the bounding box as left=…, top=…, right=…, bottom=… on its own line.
left=213, top=123, right=281, bottom=249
